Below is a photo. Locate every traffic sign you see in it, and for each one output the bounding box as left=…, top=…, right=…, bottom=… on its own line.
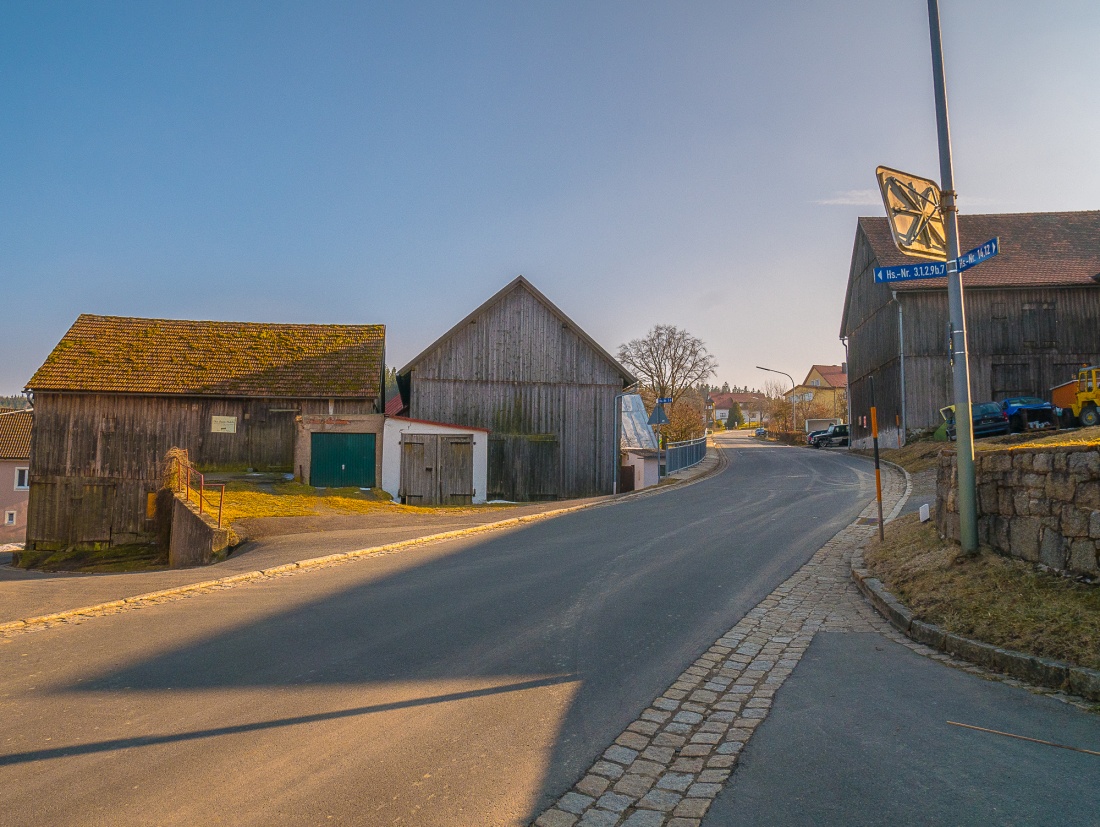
left=648, top=404, right=670, bottom=426
left=657, top=397, right=673, bottom=404
left=957, top=237, right=999, bottom=272
left=876, top=166, right=947, bottom=261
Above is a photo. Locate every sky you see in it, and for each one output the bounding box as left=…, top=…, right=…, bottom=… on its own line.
left=3, top=1, right=1099, bottom=396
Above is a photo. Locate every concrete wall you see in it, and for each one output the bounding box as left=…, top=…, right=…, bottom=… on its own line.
left=294, top=414, right=385, bottom=486
left=381, top=417, right=488, bottom=504
left=167, top=493, right=230, bottom=568
left=0, top=459, right=29, bottom=543
left=937, top=446, right=1100, bottom=575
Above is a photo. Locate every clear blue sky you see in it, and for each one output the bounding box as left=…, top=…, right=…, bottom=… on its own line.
left=3, top=1, right=1098, bottom=396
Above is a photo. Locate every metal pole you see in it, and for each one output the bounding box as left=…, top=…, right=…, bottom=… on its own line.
left=928, top=0, right=978, bottom=554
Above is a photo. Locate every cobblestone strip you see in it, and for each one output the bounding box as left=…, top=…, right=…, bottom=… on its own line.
left=533, top=469, right=909, bottom=827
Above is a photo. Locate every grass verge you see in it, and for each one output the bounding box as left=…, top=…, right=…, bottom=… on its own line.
left=208, top=480, right=513, bottom=522
left=866, top=512, right=1100, bottom=671
left=15, top=544, right=168, bottom=573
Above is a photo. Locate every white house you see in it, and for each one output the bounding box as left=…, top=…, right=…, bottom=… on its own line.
left=382, top=417, right=489, bottom=505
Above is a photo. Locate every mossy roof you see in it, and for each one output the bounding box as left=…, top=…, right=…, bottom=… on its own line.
left=28, top=315, right=386, bottom=399
left=0, top=410, right=31, bottom=460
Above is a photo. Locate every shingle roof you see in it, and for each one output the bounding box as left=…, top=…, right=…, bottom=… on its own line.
left=859, top=210, right=1100, bottom=290
left=28, top=315, right=386, bottom=398
left=709, top=392, right=765, bottom=410
left=0, top=410, right=31, bottom=460
left=810, top=365, right=847, bottom=388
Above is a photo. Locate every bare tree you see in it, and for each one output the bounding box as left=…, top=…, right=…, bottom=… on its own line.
left=617, top=325, right=718, bottom=404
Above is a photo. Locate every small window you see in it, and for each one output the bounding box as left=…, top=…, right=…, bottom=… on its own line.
left=811, top=379, right=821, bottom=386
left=15, top=468, right=29, bottom=490
left=4, top=511, right=14, bottom=526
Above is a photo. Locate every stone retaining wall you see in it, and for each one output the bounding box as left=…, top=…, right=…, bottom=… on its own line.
left=937, top=445, right=1100, bottom=575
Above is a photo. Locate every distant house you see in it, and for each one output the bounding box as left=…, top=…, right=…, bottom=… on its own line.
left=22, top=314, right=385, bottom=562
left=397, top=276, right=635, bottom=501
left=840, top=211, right=1100, bottom=448
left=0, top=409, right=32, bottom=544
left=708, top=391, right=766, bottom=425
left=784, top=365, right=847, bottom=426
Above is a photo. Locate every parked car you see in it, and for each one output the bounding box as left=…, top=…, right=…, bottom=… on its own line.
left=807, top=428, right=829, bottom=446
left=754, top=427, right=767, bottom=437
left=816, top=423, right=849, bottom=448
left=999, top=396, right=1056, bottom=432
left=941, top=402, right=1010, bottom=440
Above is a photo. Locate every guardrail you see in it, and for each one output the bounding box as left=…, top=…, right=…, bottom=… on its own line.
left=665, top=436, right=707, bottom=475
left=173, top=456, right=226, bottom=529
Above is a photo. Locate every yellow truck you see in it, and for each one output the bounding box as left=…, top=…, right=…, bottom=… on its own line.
left=1051, top=365, right=1100, bottom=427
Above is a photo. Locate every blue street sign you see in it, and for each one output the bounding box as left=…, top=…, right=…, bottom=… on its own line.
left=873, top=237, right=1000, bottom=283
left=957, top=237, right=999, bottom=272
left=874, top=261, right=947, bottom=283
left=657, top=397, right=673, bottom=404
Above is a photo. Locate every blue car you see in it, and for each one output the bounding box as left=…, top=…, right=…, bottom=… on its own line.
left=1000, top=396, right=1056, bottom=432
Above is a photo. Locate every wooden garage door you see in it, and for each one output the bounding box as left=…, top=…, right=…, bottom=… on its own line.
left=310, top=433, right=376, bottom=488
left=400, top=434, right=474, bottom=505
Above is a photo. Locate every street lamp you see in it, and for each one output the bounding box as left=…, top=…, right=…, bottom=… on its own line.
left=757, top=366, right=796, bottom=431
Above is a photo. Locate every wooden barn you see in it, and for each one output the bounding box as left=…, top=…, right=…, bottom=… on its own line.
left=396, top=276, right=635, bottom=501
left=840, top=211, right=1100, bottom=448
left=22, top=315, right=385, bottom=559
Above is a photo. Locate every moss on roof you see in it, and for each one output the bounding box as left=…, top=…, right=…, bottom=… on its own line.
left=28, top=315, right=386, bottom=399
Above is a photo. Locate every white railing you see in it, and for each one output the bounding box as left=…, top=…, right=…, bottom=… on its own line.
left=665, top=436, right=707, bottom=475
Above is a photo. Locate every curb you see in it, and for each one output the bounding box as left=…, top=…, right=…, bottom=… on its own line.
left=1, top=446, right=729, bottom=635
left=850, top=566, right=1100, bottom=702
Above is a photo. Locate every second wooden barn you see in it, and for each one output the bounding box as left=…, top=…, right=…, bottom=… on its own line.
left=396, top=276, right=635, bottom=501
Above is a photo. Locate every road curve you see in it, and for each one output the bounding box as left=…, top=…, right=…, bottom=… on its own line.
left=0, top=432, right=874, bottom=826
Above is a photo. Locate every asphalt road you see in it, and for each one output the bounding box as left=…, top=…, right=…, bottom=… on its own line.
left=0, top=432, right=874, bottom=826
left=706, top=633, right=1100, bottom=826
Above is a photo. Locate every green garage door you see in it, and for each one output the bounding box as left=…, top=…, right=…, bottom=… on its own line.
left=310, top=432, right=376, bottom=488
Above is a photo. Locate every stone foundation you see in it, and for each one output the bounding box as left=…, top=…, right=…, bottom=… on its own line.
left=937, top=445, right=1100, bottom=575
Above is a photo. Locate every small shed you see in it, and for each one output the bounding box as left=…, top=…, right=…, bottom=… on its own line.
left=382, top=417, right=489, bottom=504
left=397, top=277, right=635, bottom=501
left=0, top=409, right=32, bottom=543
left=23, top=315, right=385, bottom=559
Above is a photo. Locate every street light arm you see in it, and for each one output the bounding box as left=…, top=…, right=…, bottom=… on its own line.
left=755, top=366, right=796, bottom=391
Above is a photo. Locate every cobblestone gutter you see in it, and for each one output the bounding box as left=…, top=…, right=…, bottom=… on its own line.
left=533, top=461, right=1099, bottom=827
left=533, top=469, right=913, bottom=827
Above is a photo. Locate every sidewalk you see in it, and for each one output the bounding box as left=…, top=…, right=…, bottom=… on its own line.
left=0, top=448, right=723, bottom=630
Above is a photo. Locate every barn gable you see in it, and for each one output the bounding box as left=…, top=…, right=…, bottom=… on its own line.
left=399, top=276, right=634, bottom=500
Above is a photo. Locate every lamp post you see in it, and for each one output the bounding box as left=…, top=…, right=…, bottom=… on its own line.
left=757, top=366, right=796, bottom=432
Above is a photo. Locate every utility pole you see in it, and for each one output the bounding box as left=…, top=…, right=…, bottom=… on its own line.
left=928, top=0, right=978, bottom=554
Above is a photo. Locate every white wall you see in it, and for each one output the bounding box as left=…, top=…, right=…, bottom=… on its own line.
left=382, top=418, right=488, bottom=504
left=623, top=451, right=659, bottom=490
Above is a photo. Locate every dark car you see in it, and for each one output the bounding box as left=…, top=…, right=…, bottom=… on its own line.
left=807, top=428, right=828, bottom=446
left=941, top=401, right=1010, bottom=440
left=817, top=423, right=849, bottom=448
left=1000, top=396, right=1056, bottom=432
left=754, top=427, right=767, bottom=437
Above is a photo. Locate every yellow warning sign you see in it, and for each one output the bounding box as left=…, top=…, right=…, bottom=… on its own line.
left=875, top=165, right=947, bottom=261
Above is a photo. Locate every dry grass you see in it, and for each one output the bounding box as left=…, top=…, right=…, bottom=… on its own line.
left=866, top=513, right=1100, bottom=670
left=869, top=426, right=1100, bottom=474
left=195, top=480, right=513, bottom=523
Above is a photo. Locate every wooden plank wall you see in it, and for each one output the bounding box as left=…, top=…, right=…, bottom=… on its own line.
left=845, top=222, right=1100, bottom=437
left=26, top=392, right=377, bottom=549
left=409, top=285, right=624, bottom=499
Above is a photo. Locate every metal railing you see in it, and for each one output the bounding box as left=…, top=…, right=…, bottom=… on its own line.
left=173, top=455, right=226, bottom=529
left=664, top=436, right=708, bottom=475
